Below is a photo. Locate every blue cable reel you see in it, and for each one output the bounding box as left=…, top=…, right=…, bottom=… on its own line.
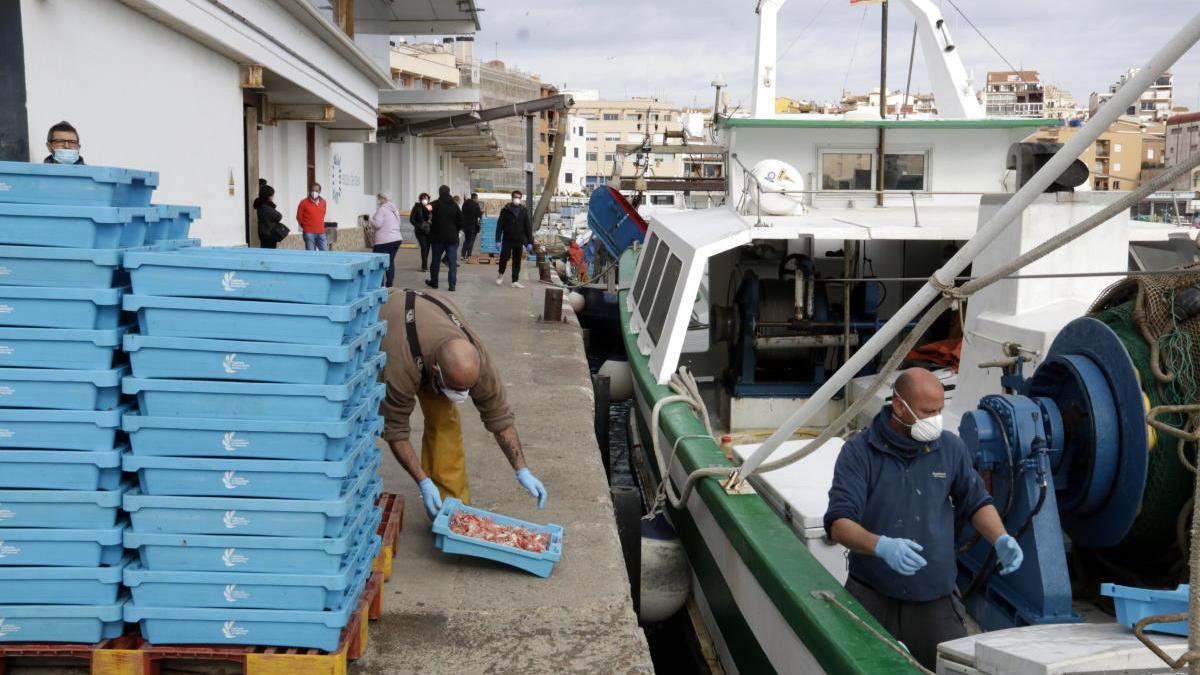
left=957, top=317, right=1149, bottom=630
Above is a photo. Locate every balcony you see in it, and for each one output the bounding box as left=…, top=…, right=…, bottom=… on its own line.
left=984, top=102, right=1046, bottom=118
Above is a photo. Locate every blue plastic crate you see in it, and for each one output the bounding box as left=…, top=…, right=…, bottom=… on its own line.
left=0, top=326, right=127, bottom=370
left=0, top=365, right=126, bottom=410
left=124, top=329, right=378, bottom=384
left=0, top=203, right=155, bottom=249
left=1101, top=583, right=1188, bottom=636
left=123, top=465, right=375, bottom=537
left=0, top=245, right=141, bottom=288
left=123, top=505, right=379, bottom=574
left=152, top=238, right=201, bottom=251
left=0, top=482, right=130, bottom=529
left=0, top=524, right=125, bottom=567
left=0, top=404, right=128, bottom=450
left=0, top=285, right=124, bottom=329
left=152, top=205, right=200, bottom=242
left=122, top=388, right=383, bottom=461
left=198, top=248, right=388, bottom=293
left=0, top=600, right=126, bottom=643
left=124, top=432, right=368, bottom=499
left=432, top=498, right=564, bottom=578
left=0, top=161, right=157, bottom=206
left=0, top=555, right=128, bottom=604
left=124, top=292, right=376, bottom=345
left=126, top=248, right=372, bottom=304
left=0, top=447, right=124, bottom=490
left=124, top=535, right=379, bottom=611
left=125, top=563, right=368, bottom=651
left=353, top=321, right=387, bottom=370
left=352, top=289, right=389, bottom=336
left=124, top=368, right=369, bottom=420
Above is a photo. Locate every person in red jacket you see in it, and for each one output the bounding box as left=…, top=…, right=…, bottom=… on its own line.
left=296, top=182, right=328, bottom=251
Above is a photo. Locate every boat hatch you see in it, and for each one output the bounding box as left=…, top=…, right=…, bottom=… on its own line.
left=628, top=207, right=752, bottom=384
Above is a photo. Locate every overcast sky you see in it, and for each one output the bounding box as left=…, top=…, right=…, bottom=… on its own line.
left=472, top=1, right=1200, bottom=111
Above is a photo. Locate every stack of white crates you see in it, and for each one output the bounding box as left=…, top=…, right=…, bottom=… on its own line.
left=0, top=160, right=194, bottom=643
left=118, top=246, right=389, bottom=651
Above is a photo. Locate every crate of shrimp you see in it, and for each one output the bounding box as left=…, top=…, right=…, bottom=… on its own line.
left=431, top=498, right=563, bottom=578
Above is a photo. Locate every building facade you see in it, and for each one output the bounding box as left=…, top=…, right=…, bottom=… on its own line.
left=1163, top=112, right=1200, bottom=195
left=558, top=116, right=588, bottom=195
left=984, top=71, right=1045, bottom=118
left=1089, top=69, right=1174, bottom=123
left=1032, top=117, right=1146, bottom=191
left=462, top=59, right=546, bottom=193
left=559, top=93, right=685, bottom=189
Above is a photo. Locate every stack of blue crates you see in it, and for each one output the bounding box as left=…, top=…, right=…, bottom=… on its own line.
left=119, top=246, right=390, bottom=651
left=0, top=160, right=195, bottom=643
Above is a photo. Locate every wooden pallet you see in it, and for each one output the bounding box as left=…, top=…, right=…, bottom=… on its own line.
left=474, top=254, right=493, bottom=264
left=371, top=493, right=404, bottom=582
left=0, top=573, right=385, bottom=675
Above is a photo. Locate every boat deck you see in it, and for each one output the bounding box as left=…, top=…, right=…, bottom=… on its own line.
left=356, top=250, right=653, bottom=674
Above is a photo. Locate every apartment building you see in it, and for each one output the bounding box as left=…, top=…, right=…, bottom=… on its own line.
left=1089, top=69, right=1174, bottom=123
left=560, top=92, right=685, bottom=189
left=463, top=59, right=546, bottom=193
left=1163, top=112, right=1200, bottom=193
left=984, top=71, right=1045, bottom=118
left=558, top=115, right=588, bottom=195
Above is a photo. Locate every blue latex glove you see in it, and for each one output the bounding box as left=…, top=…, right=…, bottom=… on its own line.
left=525, top=244, right=534, bottom=254
left=516, top=468, right=548, bottom=508
left=994, top=534, right=1023, bottom=575
left=418, top=478, right=443, bottom=520
left=874, top=536, right=927, bottom=576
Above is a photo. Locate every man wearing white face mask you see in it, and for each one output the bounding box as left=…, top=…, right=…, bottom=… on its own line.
left=378, top=290, right=549, bottom=523
left=824, top=368, right=1022, bottom=670
left=43, top=121, right=85, bottom=165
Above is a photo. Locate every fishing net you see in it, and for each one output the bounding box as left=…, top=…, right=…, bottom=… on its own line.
left=1089, top=264, right=1200, bottom=551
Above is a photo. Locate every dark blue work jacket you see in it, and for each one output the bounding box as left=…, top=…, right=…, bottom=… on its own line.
left=823, top=407, right=992, bottom=602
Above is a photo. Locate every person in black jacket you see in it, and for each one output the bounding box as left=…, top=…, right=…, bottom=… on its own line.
left=460, top=193, right=483, bottom=262
left=409, top=193, right=433, bottom=271
left=425, top=185, right=463, bottom=291
left=495, top=190, right=533, bottom=289
left=255, top=185, right=288, bottom=249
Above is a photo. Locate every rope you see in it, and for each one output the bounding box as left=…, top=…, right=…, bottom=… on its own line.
left=810, top=591, right=933, bottom=674
left=1162, top=289, right=1198, bottom=405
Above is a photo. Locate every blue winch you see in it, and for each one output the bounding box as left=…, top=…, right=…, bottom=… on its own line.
left=956, top=317, right=1150, bottom=630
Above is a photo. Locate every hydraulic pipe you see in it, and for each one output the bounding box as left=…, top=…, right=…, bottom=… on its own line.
left=735, top=12, right=1200, bottom=480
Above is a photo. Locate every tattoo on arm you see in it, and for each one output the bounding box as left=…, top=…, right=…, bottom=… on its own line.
left=494, top=426, right=527, bottom=471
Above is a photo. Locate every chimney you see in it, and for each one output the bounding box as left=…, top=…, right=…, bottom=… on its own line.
left=454, top=36, right=475, bottom=65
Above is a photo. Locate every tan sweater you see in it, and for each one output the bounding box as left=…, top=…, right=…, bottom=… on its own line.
left=378, top=290, right=514, bottom=442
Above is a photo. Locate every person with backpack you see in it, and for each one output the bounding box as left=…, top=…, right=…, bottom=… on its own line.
left=255, top=185, right=289, bottom=249
left=409, top=193, right=433, bottom=272
left=495, top=190, right=533, bottom=289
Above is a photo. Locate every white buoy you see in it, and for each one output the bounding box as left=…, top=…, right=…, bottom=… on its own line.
left=567, top=291, right=586, bottom=314
left=598, top=359, right=633, bottom=401
left=640, top=530, right=691, bottom=624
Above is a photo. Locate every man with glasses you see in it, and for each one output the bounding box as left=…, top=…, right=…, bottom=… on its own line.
left=44, top=121, right=84, bottom=165
left=378, top=289, right=549, bottom=522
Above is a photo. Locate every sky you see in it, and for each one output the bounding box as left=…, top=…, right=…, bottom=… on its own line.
left=472, top=0, right=1200, bottom=112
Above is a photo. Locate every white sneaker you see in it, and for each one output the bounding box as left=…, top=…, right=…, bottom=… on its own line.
left=495, top=276, right=503, bottom=286
left=511, top=281, right=524, bottom=289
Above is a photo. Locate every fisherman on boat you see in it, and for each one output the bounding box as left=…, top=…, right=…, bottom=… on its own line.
left=378, top=289, right=549, bottom=520
left=824, top=368, right=1023, bottom=669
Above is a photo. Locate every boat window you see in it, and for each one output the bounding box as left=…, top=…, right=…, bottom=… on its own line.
left=883, top=153, right=927, bottom=191
left=650, top=195, right=675, bottom=205
left=820, top=152, right=873, bottom=190
left=637, top=240, right=671, bottom=320
left=646, top=253, right=683, bottom=343
left=632, top=234, right=662, bottom=308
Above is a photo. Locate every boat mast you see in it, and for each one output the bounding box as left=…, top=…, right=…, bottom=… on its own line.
left=876, top=0, right=888, bottom=207
left=752, top=0, right=787, bottom=118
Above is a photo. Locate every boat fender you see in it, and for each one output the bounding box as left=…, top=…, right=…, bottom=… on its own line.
left=750, top=159, right=805, bottom=216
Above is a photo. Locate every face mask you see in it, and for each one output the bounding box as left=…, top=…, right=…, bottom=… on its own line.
left=896, top=396, right=943, bottom=443
left=53, top=148, right=79, bottom=164
left=444, top=388, right=470, bottom=404
left=310, top=191, right=320, bottom=200
left=420, top=199, right=428, bottom=205
left=512, top=198, right=522, bottom=206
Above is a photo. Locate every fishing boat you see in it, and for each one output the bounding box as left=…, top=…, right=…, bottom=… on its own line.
left=608, top=2, right=1200, bottom=672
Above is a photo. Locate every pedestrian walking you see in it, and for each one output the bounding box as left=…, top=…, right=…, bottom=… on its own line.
left=495, top=190, right=533, bottom=289
left=370, top=192, right=404, bottom=287
left=425, top=185, right=462, bottom=292
left=255, top=185, right=289, bottom=249
left=296, top=182, right=328, bottom=251
left=461, top=192, right=483, bottom=263
left=409, top=193, right=433, bottom=272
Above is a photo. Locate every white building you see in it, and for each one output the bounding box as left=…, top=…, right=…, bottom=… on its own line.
left=558, top=116, right=588, bottom=195
left=7, top=0, right=482, bottom=247
left=1090, top=69, right=1175, bottom=123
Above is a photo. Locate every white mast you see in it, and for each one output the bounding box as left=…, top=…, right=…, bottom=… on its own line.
left=897, top=0, right=984, bottom=118
left=752, top=0, right=787, bottom=118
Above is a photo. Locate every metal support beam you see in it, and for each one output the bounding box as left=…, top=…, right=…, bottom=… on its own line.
left=385, top=94, right=574, bottom=139
left=525, top=113, right=535, bottom=200
left=272, top=104, right=336, bottom=123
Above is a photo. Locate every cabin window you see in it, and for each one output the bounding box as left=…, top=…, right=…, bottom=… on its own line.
left=632, top=234, right=661, bottom=308
left=820, top=152, right=873, bottom=190
left=650, top=195, right=675, bottom=205
left=636, top=238, right=669, bottom=320
left=646, top=253, right=682, bottom=343
left=883, top=153, right=927, bottom=191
